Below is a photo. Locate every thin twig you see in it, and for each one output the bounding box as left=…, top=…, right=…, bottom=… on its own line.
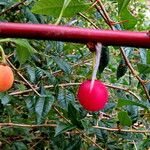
left=78, top=12, right=99, bottom=29
left=93, top=126, right=150, bottom=133
left=6, top=59, right=41, bottom=97
left=9, top=82, right=140, bottom=101
left=0, top=0, right=27, bottom=16
left=0, top=123, right=56, bottom=128
left=0, top=123, right=149, bottom=134
left=90, top=0, right=113, bottom=29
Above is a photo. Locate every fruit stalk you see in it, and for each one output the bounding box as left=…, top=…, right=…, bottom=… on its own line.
left=0, top=45, right=6, bottom=64
left=90, top=43, right=102, bottom=91
left=0, top=22, right=150, bottom=48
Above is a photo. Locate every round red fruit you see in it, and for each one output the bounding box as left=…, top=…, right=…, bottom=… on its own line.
left=77, top=80, right=108, bottom=112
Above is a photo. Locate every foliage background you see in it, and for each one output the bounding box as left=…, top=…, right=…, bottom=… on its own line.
left=0, top=0, right=150, bottom=149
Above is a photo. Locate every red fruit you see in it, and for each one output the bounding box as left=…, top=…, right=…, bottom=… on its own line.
left=77, top=80, right=108, bottom=112
left=0, top=64, right=14, bottom=92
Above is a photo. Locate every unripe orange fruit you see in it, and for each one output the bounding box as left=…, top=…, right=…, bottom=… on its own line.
left=0, top=64, right=14, bottom=92
left=77, top=80, right=108, bottom=112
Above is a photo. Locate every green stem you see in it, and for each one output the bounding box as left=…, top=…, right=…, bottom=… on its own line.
left=55, top=0, right=71, bottom=25
left=0, top=45, right=6, bottom=64
left=55, top=9, right=64, bottom=25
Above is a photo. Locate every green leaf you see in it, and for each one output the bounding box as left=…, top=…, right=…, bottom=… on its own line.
left=118, top=98, right=149, bottom=111
left=26, top=65, right=36, bottom=83
left=53, top=56, right=72, bottom=74
left=22, top=7, right=39, bottom=23
left=67, top=102, right=84, bottom=129
left=63, top=0, right=90, bottom=17
left=117, top=0, right=137, bottom=29
left=0, top=1, right=7, bottom=5
left=116, top=59, right=128, bottom=80
left=36, top=67, right=56, bottom=84
left=55, top=0, right=72, bottom=24
left=11, top=39, right=35, bottom=64
left=147, top=50, right=150, bottom=64
left=35, top=94, right=55, bottom=124
left=118, top=111, right=132, bottom=126
left=123, top=47, right=134, bottom=57
left=32, top=0, right=91, bottom=17
left=65, top=138, right=82, bottom=150
left=32, top=0, right=64, bottom=17
left=117, top=0, right=130, bottom=14
left=140, top=48, right=147, bottom=64
left=0, top=38, right=35, bottom=64
left=57, top=88, right=75, bottom=109
left=55, top=122, right=76, bottom=137
left=137, top=63, right=150, bottom=74
left=1, top=95, right=10, bottom=105
left=25, top=97, right=35, bottom=112
left=98, top=46, right=109, bottom=74
left=13, top=141, right=27, bottom=150
left=146, top=82, right=150, bottom=95
left=120, top=9, right=137, bottom=29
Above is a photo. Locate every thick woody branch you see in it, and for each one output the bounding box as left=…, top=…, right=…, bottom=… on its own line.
left=0, top=22, right=149, bottom=48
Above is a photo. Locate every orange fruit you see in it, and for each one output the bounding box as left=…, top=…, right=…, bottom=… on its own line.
left=0, top=64, right=14, bottom=92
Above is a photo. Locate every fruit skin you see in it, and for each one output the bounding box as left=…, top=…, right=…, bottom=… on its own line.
left=77, top=80, right=108, bottom=112
left=0, top=64, right=14, bottom=92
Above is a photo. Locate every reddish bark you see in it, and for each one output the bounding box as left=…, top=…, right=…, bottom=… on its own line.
left=0, top=22, right=150, bottom=48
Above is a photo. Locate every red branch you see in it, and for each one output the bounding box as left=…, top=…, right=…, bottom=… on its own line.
left=0, top=22, right=150, bottom=48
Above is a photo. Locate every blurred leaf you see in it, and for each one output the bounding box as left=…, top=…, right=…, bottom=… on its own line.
left=55, top=122, right=75, bottom=137
left=140, top=137, right=150, bottom=149
left=95, top=127, right=108, bottom=143
left=32, top=0, right=65, bottom=17
left=0, top=38, right=35, bottom=64
left=35, top=67, right=44, bottom=79
left=116, top=59, right=128, bottom=80
left=0, top=1, right=8, bottom=6
left=146, top=82, right=150, bottom=95
left=137, top=63, right=150, bottom=74
left=57, top=88, right=75, bottom=109
left=117, top=0, right=130, bottom=14
left=25, top=97, right=35, bottom=112
left=123, top=47, right=134, bottom=57
left=35, top=92, right=55, bottom=124
left=98, top=46, right=109, bottom=74
left=140, top=48, right=147, bottom=64
left=65, top=138, right=82, bottom=150
left=22, top=7, right=39, bottom=23
left=12, top=39, right=35, bottom=64
left=118, top=111, right=132, bottom=126
left=1, top=95, right=10, bottom=105
left=120, top=9, right=137, bottom=29
left=147, top=50, right=150, bottom=64
left=117, top=0, right=137, bottom=29
left=67, top=102, right=84, bottom=129
left=126, top=103, right=138, bottom=123
left=36, top=67, right=56, bottom=83
left=26, top=65, right=36, bottom=83
left=32, top=0, right=91, bottom=17
left=13, top=141, right=27, bottom=150
left=53, top=56, right=72, bottom=74
left=118, top=98, right=149, bottom=111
